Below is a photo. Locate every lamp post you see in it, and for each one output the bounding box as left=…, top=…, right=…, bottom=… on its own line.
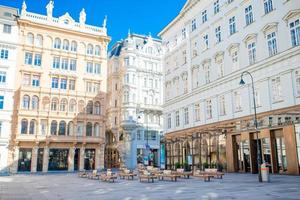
left=240, top=71, right=262, bottom=182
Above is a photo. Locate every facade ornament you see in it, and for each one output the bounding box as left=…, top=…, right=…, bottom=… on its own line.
left=102, top=15, right=107, bottom=28
left=79, top=8, right=86, bottom=25
left=46, top=0, right=54, bottom=19
left=21, top=0, right=27, bottom=16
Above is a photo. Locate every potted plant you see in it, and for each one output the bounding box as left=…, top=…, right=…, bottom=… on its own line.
left=202, top=162, right=209, bottom=169
left=175, top=162, right=181, bottom=169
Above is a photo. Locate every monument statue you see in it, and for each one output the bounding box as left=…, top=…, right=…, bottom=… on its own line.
left=46, top=0, right=54, bottom=17
left=79, top=8, right=86, bottom=24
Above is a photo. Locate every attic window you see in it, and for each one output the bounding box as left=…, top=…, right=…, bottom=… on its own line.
left=64, top=19, right=69, bottom=24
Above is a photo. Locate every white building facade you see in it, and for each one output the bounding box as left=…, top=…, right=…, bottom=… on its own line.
left=160, top=0, right=300, bottom=175
left=0, top=6, right=18, bottom=175
left=107, top=34, right=163, bottom=169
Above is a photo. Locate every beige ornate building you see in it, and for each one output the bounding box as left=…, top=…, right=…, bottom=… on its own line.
left=8, top=1, right=110, bottom=173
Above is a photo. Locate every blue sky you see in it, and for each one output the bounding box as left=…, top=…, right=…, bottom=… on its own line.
left=0, top=0, right=186, bottom=48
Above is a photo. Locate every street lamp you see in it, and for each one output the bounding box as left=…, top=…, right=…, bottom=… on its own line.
left=240, top=71, right=262, bottom=182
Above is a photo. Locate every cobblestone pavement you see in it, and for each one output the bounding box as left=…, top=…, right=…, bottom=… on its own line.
left=0, top=173, right=299, bottom=200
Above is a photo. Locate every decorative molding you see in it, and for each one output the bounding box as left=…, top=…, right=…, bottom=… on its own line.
left=261, top=22, right=279, bottom=34
left=282, top=9, right=300, bottom=23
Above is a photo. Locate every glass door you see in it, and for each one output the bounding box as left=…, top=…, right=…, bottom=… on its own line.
left=36, top=148, right=44, bottom=172
left=18, top=148, right=32, bottom=172
left=84, top=149, right=95, bottom=170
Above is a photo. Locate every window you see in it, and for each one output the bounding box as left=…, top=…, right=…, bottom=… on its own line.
left=182, top=28, right=186, bottom=39
left=69, top=99, right=76, bottom=112
left=245, top=5, right=254, bottom=26
left=50, top=121, right=57, bottom=135
left=86, top=101, right=93, bottom=114
left=53, top=57, right=60, bottom=69
left=69, top=79, right=75, bottom=90
left=23, top=74, right=31, bottom=86
left=151, top=131, right=156, bottom=141
left=219, top=96, right=226, bottom=116
left=29, top=120, right=36, bottom=134
left=32, top=96, right=39, bottom=110
left=184, top=107, right=189, bottom=125
left=214, top=0, right=220, bottom=14
left=272, top=77, right=282, bottom=102
left=26, top=33, right=34, bottom=45
left=54, top=38, right=61, bottom=49
left=51, top=98, right=58, bottom=111
left=22, top=95, right=30, bottom=109
left=95, top=45, right=101, bottom=56
left=167, top=113, right=171, bottom=129
left=137, top=130, right=141, bottom=140
left=71, top=41, right=77, bottom=52
left=203, top=34, right=209, bottom=49
left=0, top=96, right=3, bottom=110
left=215, top=26, right=221, bottom=43
left=94, top=63, right=101, bottom=74
left=3, top=24, right=11, bottom=33
left=61, top=58, right=68, bottom=70
left=229, top=16, right=236, bottom=35
left=124, top=91, right=129, bottom=103
left=264, top=0, right=273, bottom=14
left=231, top=50, right=239, bottom=71
left=194, top=103, right=201, bottom=122
left=34, top=54, right=42, bottom=66
left=94, top=123, right=100, bottom=137
left=93, top=83, right=100, bottom=93
left=77, top=122, right=84, bottom=136
left=254, top=87, right=261, bottom=107
left=87, top=44, right=93, bottom=55
left=40, top=120, right=47, bottom=135
left=60, top=99, right=67, bottom=111
left=0, top=121, right=2, bottom=137
left=62, top=40, right=69, bottom=51
left=58, top=121, right=66, bottom=135
left=70, top=59, right=76, bottom=71
left=86, top=62, right=93, bottom=73
left=290, top=19, right=300, bottom=47
left=248, top=42, right=256, bottom=65
left=175, top=111, right=180, bottom=127
left=21, top=119, right=28, bottom=134
left=94, top=102, right=101, bottom=115
left=267, top=32, right=277, bottom=56
left=0, top=71, right=6, bottom=83
left=86, top=122, right=93, bottom=137
left=86, top=82, right=93, bottom=93
left=60, top=79, right=67, bottom=90
left=36, top=34, right=43, bottom=47
left=0, top=49, right=8, bottom=59
left=124, top=57, right=129, bottom=66
left=202, top=10, right=207, bottom=23
left=204, top=64, right=210, bottom=84
left=192, top=19, right=197, bottom=31
left=51, top=77, right=59, bottom=89
left=32, top=75, right=40, bottom=87
left=234, top=91, right=242, bottom=111
left=25, top=52, right=33, bottom=65
left=205, top=100, right=212, bottom=119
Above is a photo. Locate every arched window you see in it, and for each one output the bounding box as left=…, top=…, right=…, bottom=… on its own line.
left=94, top=123, right=100, bottom=137
left=95, top=45, right=101, bottom=56
left=94, top=101, right=101, bottom=115
left=21, top=119, right=28, bottom=134
left=62, top=39, right=69, bottom=51
left=87, top=44, right=93, bottom=55
left=67, top=121, right=74, bottom=136
left=51, top=98, right=59, bottom=111
left=71, top=41, right=77, bottom=52
left=22, top=95, right=30, bottom=109
left=27, top=33, right=34, bottom=45
left=69, top=99, right=76, bottom=112
left=42, top=96, right=50, bottom=111
left=29, top=120, right=36, bottom=134
left=54, top=38, right=61, bottom=49
left=36, top=34, right=43, bottom=47
left=32, top=95, right=39, bottom=110
left=86, top=122, right=93, bottom=137
left=60, top=98, right=67, bottom=112
left=50, top=120, right=58, bottom=135
left=58, top=121, right=66, bottom=135
left=86, top=101, right=93, bottom=114
left=78, top=100, right=85, bottom=112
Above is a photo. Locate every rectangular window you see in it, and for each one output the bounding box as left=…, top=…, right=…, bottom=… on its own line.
left=229, top=16, right=236, bottom=35
left=215, top=26, right=221, bottom=43
left=214, top=0, right=220, bottom=14
left=0, top=121, right=2, bottom=137
left=184, top=107, right=189, bottom=125
left=53, top=57, right=60, bottom=69
left=151, top=131, right=156, bottom=141
left=34, top=54, right=42, bottom=66
left=192, top=19, right=197, bottom=31
left=219, top=95, right=226, bottom=116
left=0, top=71, right=6, bottom=84
left=203, top=34, right=209, bottom=49
left=194, top=103, right=201, bottom=122
left=137, top=130, right=141, bottom=140
left=167, top=113, right=171, bottom=129
left=175, top=111, right=180, bottom=127
left=264, top=0, right=273, bottom=14
left=94, top=63, right=101, bottom=74
left=124, top=57, right=129, bottom=66
left=32, top=75, right=40, bottom=87
left=61, top=58, right=68, bottom=70
left=245, top=5, right=254, bottom=26
left=267, top=32, right=277, bottom=56
left=234, top=91, right=242, bottom=111
left=0, top=96, right=4, bottom=109
left=231, top=50, right=239, bottom=71
left=206, top=100, right=212, bottom=119
left=25, top=52, right=33, bottom=65
left=86, top=62, right=93, bottom=73
left=0, top=49, right=8, bottom=59
left=272, top=77, right=282, bottom=102
left=93, top=83, right=100, bottom=93
left=60, top=79, right=67, bottom=90
left=204, top=65, right=210, bottom=84
left=290, top=19, right=300, bottom=47
left=69, top=79, right=75, bottom=90
left=86, top=82, right=93, bottom=93
left=296, top=74, right=300, bottom=96
left=202, top=10, right=207, bottom=23
left=248, top=42, right=256, bottom=65
left=23, top=74, right=31, bottom=86
left=51, top=77, right=59, bottom=89
left=70, top=59, right=76, bottom=71
left=3, top=24, right=11, bottom=33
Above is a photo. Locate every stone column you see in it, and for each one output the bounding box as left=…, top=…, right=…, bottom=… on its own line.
left=79, top=147, right=85, bottom=171
left=68, top=147, right=75, bottom=172
left=95, top=146, right=101, bottom=170
left=10, top=146, right=19, bottom=174
left=43, top=146, right=49, bottom=173
left=31, top=146, right=38, bottom=173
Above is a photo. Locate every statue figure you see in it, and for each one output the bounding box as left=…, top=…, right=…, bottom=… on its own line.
left=79, top=8, right=86, bottom=25
left=21, top=0, right=27, bottom=15
left=46, top=0, right=54, bottom=17
left=102, top=15, right=107, bottom=28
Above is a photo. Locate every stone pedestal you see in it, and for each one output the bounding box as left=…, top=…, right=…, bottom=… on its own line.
left=31, top=146, right=38, bottom=173
left=42, top=147, right=49, bottom=173
left=68, top=147, right=75, bottom=172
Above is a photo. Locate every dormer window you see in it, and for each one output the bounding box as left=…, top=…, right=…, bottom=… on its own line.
left=64, top=19, right=69, bottom=24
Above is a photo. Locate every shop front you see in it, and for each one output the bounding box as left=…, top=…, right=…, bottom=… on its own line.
left=48, top=149, right=69, bottom=171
